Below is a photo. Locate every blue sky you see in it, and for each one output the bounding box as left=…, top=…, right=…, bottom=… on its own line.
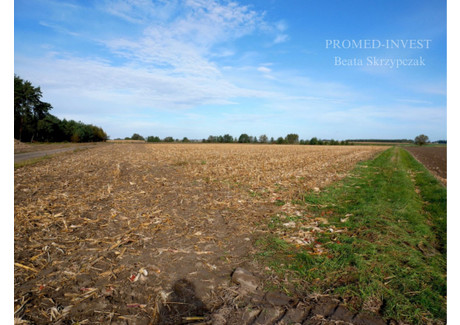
left=14, top=0, right=447, bottom=141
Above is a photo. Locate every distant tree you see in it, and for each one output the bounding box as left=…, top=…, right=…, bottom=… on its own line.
left=270, top=137, right=275, bottom=144
left=414, top=134, right=429, bottom=146
left=223, top=134, right=234, bottom=143
left=259, top=134, right=268, bottom=143
left=182, top=137, right=190, bottom=143
left=164, top=136, right=174, bottom=142
left=131, top=133, right=145, bottom=141
left=285, top=133, right=299, bottom=144
left=276, top=137, right=285, bottom=144
left=238, top=133, right=250, bottom=143
left=147, top=136, right=161, bottom=143
left=310, top=137, right=318, bottom=145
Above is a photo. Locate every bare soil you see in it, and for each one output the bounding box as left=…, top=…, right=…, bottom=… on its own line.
left=404, top=146, right=447, bottom=185
left=14, top=144, right=386, bottom=324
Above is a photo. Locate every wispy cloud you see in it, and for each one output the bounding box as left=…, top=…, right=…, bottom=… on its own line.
left=273, top=34, right=289, bottom=44
left=257, top=66, right=271, bottom=73
left=39, top=21, right=80, bottom=37
left=15, top=0, right=445, bottom=140
left=15, top=54, right=270, bottom=112
left=18, top=0, right=295, bottom=113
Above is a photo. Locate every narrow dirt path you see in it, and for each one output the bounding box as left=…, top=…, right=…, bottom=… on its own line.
left=14, top=142, right=109, bottom=163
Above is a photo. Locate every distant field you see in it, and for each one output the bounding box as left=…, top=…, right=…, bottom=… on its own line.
left=107, top=139, right=146, bottom=143
left=350, top=141, right=413, bottom=145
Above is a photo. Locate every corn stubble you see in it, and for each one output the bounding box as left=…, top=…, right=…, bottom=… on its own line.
left=14, top=143, right=386, bottom=324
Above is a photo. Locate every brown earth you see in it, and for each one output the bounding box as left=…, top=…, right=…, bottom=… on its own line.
left=14, top=143, right=387, bottom=324
left=404, top=146, right=447, bottom=185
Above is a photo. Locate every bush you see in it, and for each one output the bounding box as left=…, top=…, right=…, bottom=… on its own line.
left=415, top=134, right=429, bottom=146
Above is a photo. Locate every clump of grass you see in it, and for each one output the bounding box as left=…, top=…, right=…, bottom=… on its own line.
left=256, top=147, right=446, bottom=324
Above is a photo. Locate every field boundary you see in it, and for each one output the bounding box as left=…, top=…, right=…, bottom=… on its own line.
left=255, top=147, right=447, bottom=324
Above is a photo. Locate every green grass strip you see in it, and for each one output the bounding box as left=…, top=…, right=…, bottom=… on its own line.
left=257, top=147, right=446, bottom=324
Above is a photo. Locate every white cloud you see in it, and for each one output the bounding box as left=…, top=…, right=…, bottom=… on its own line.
left=15, top=54, right=270, bottom=112
left=100, top=0, right=275, bottom=90
left=273, top=34, right=289, bottom=44
left=275, top=20, right=288, bottom=32
left=101, top=0, right=178, bottom=24
left=257, top=66, right=271, bottom=73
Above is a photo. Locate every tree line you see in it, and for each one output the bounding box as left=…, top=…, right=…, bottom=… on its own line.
left=14, top=75, right=108, bottom=142
left=123, top=133, right=352, bottom=145
left=125, top=133, right=440, bottom=146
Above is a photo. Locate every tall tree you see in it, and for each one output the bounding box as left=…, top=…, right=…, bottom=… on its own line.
left=14, top=75, right=52, bottom=141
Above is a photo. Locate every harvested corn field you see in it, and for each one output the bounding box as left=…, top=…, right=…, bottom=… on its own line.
left=14, top=143, right=386, bottom=324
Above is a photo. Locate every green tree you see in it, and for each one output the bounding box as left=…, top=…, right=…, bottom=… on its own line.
left=414, top=134, right=429, bottom=146
left=276, top=137, right=285, bottom=144
left=164, top=136, right=174, bottom=142
left=14, top=75, right=52, bottom=141
left=130, top=133, right=145, bottom=141
left=36, top=114, right=62, bottom=142
left=147, top=136, right=161, bottom=142
left=285, top=133, right=299, bottom=144
left=310, top=137, right=318, bottom=145
left=238, top=133, right=250, bottom=143
left=223, top=134, right=234, bottom=143
left=259, top=134, right=268, bottom=143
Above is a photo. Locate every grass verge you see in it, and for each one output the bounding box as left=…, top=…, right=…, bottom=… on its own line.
left=256, top=147, right=446, bottom=324
left=14, top=155, right=52, bottom=169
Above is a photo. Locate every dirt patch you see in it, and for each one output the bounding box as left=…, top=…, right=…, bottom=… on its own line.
left=14, top=144, right=386, bottom=324
left=404, top=146, right=447, bottom=185
left=14, top=139, right=32, bottom=152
